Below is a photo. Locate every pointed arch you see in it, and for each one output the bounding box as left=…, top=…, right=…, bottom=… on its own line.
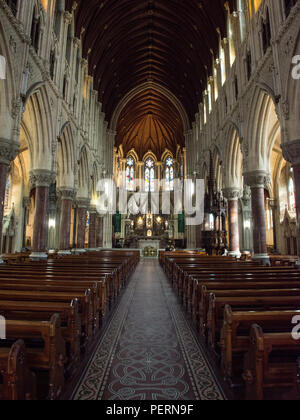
left=21, top=86, right=54, bottom=171
left=223, top=122, right=243, bottom=188
left=57, top=122, right=76, bottom=188
left=77, top=146, right=90, bottom=198
left=245, top=86, right=280, bottom=172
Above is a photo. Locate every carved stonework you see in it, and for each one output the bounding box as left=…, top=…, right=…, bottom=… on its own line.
left=0, top=139, right=19, bottom=165
left=281, top=99, right=289, bottom=121
left=89, top=205, right=97, bottom=214
left=57, top=188, right=76, bottom=201
left=76, top=197, right=90, bottom=209
left=244, top=170, right=271, bottom=188
left=30, top=170, right=56, bottom=188
left=223, top=188, right=242, bottom=201
left=242, top=185, right=252, bottom=207
left=281, top=140, right=300, bottom=166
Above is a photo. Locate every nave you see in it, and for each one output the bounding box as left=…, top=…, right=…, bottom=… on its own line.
left=73, top=260, right=224, bottom=401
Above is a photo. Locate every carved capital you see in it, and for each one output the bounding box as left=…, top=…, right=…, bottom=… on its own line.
left=244, top=170, right=271, bottom=189
left=281, top=140, right=300, bottom=166
left=30, top=169, right=56, bottom=187
left=57, top=187, right=76, bottom=201
left=223, top=188, right=242, bottom=201
left=76, top=197, right=90, bottom=209
left=89, top=205, right=97, bottom=214
left=63, top=11, right=73, bottom=25
left=0, top=139, right=19, bottom=165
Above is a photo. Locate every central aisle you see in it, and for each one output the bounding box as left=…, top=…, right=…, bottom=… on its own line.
left=73, top=260, right=225, bottom=400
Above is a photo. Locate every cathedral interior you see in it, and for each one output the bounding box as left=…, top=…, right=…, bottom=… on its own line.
left=0, top=0, right=300, bottom=402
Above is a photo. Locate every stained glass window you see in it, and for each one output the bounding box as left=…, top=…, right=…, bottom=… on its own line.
left=4, top=178, right=10, bottom=212
left=165, top=157, right=174, bottom=191
left=126, top=157, right=135, bottom=191
left=145, top=158, right=155, bottom=192
left=289, top=168, right=296, bottom=213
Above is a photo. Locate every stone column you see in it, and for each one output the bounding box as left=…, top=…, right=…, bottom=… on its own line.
left=269, top=199, right=279, bottom=254
left=75, top=198, right=88, bottom=253
left=282, top=140, right=300, bottom=267
left=103, top=214, right=113, bottom=249
left=156, top=162, right=163, bottom=185
left=223, top=188, right=241, bottom=258
left=88, top=207, right=97, bottom=250
left=137, top=162, right=144, bottom=188
left=0, top=140, right=19, bottom=262
left=244, top=170, right=270, bottom=265
left=58, top=188, right=75, bottom=255
left=22, top=197, right=31, bottom=250
left=29, top=170, right=55, bottom=261
left=96, top=215, right=103, bottom=249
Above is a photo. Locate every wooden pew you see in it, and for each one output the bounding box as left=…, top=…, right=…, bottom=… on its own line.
left=0, top=340, right=36, bottom=400
left=0, top=289, right=93, bottom=347
left=0, top=273, right=107, bottom=323
left=0, top=299, right=80, bottom=370
left=220, top=306, right=300, bottom=383
left=4, top=315, right=66, bottom=400
left=243, top=324, right=300, bottom=400
left=207, top=294, right=300, bottom=352
left=199, top=286, right=300, bottom=336
left=190, top=273, right=300, bottom=324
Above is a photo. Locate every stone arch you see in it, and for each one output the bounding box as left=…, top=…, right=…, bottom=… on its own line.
left=57, top=122, right=75, bottom=188
left=223, top=123, right=243, bottom=188
left=142, top=151, right=158, bottom=163
left=245, top=86, right=280, bottom=172
left=161, top=149, right=174, bottom=162
left=211, top=146, right=223, bottom=191
left=21, top=86, right=54, bottom=171
left=77, top=146, right=90, bottom=198
left=126, top=149, right=139, bottom=163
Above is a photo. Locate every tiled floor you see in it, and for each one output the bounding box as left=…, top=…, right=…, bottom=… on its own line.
left=73, top=260, right=225, bottom=400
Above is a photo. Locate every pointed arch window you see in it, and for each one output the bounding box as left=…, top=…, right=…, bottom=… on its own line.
left=145, top=158, right=155, bottom=192
left=126, top=157, right=135, bottom=191
left=165, top=157, right=174, bottom=191
left=4, top=177, right=11, bottom=214
left=288, top=168, right=296, bottom=214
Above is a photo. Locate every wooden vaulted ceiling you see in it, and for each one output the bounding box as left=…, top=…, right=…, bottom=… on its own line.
left=116, top=89, right=184, bottom=158
left=66, top=0, right=236, bottom=154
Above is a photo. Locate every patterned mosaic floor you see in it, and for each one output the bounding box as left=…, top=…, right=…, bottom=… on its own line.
left=73, top=260, right=225, bottom=401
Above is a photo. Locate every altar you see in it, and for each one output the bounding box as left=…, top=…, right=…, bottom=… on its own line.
left=139, top=239, right=161, bottom=251
left=138, top=239, right=161, bottom=257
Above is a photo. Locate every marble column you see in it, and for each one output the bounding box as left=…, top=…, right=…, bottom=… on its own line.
left=75, top=198, right=89, bottom=253
left=282, top=140, right=300, bottom=267
left=269, top=198, right=279, bottom=254
left=22, top=197, right=31, bottom=250
left=29, top=170, right=55, bottom=261
left=88, top=207, right=97, bottom=250
left=58, top=188, right=75, bottom=255
left=96, top=215, right=103, bottom=248
left=0, top=140, right=19, bottom=263
left=244, top=170, right=270, bottom=265
left=223, top=188, right=241, bottom=258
